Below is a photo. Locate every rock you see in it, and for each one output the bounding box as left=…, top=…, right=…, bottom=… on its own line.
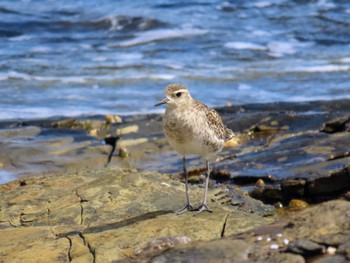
left=0, top=227, right=69, bottom=263
left=256, top=178, right=265, bottom=187
left=1, top=99, right=350, bottom=262
left=118, top=146, right=129, bottom=158
left=134, top=236, right=191, bottom=258
left=0, top=167, right=274, bottom=262
left=313, top=255, right=348, bottom=263
left=287, top=199, right=309, bottom=210
left=133, top=200, right=350, bottom=262
left=287, top=239, right=325, bottom=256
left=0, top=125, right=112, bottom=180
left=274, top=202, right=283, bottom=208
left=320, top=117, right=350, bottom=133
left=0, top=126, right=41, bottom=139
left=117, top=125, right=139, bottom=135
left=281, top=179, right=306, bottom=198
left=105, top=114, right=123, bottom=124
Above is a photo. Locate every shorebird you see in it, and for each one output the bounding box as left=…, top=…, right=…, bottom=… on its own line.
left=155, top=84, right=235, bottom=214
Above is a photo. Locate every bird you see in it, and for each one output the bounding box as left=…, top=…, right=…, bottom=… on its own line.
left=155, top=84, right=235, bottom=214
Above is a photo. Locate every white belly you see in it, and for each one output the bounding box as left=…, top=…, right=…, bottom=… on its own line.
left=166, top=134, right=224, bottom=160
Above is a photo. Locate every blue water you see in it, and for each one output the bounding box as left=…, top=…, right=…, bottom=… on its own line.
left=1, top=0, right=350, bottom=120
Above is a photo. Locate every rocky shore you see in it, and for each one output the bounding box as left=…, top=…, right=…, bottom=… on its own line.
left=0, top=99, right=350, bottom=262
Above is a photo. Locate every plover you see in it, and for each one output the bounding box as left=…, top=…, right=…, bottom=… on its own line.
left=155, top=84, right=235, bottom=214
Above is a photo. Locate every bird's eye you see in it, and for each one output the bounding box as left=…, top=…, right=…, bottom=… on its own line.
left=176, top=92, right=182, bottom=97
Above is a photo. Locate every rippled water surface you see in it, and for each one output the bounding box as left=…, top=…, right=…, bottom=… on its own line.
left=1, top=0, right=350, bottom=120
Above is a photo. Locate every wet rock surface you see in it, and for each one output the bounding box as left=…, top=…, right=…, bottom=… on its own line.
left=0, top=99, right=349, bottom=262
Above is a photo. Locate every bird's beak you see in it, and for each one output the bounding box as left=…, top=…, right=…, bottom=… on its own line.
left=154, top=97, right=170, bottom=106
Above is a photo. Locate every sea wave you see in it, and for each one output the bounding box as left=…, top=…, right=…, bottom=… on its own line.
left=113, top=27, right=208, bottom=47
left=225, top=40, right=314, bottom=57
left=224, top=42, right=267, bottom=50
left=289, top=65, right=350, bottom=73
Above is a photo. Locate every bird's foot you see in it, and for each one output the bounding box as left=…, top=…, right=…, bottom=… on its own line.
left=195, top=204, right=213, bottom=214
left=176, top=203, right=195, bottom=215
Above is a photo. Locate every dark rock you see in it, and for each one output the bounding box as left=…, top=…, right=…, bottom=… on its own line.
left=306, top=164, right=350, bottom=197
left=320, top=117, right=350, bottom=133
left=250, top=185, right=283, bottom=203
left=281, top=179, right=306, bottom=198
left=287, top=239, right=325, bottom=256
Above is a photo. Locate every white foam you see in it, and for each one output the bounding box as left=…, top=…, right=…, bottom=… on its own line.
left=9, top=35, right=32, bottom=41
left=0, top=74, right=9, bottom=81
left=4, top=71, right=90, bottom=84
left=291, top=65, right=350, bottom=73
left=316, top=0, right=336, bottom=8
left=30, top=46, right=52, bottom=53
left=224, top=42, right=267, bottom=50
left=133, top=74, right=176, bottom=80
left=267, top=41, right=296, bottom=57
left=114, top=27, right=208, bottom=47
left=252, top=2, right=273, bottom=8
left=117, top=53, right=144, bottom=60
left=338, top=57, right=350, bottom=63
left=8, top=71, right=32, bottom=80
left=251, top=30, right=271, bottom=37
left=238, top=83, right=252, bottom=91
left=61, top=77, right=87, bottom=84
left=92, top=56, right=108, bottom=62
left=79, top=44, right=92, bottom=50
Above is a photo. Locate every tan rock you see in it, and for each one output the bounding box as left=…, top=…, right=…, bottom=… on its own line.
left=0, top=167, right=274, bottom=262
left=105, top=114, right=123, bottom=124
left=0, top=227, right=69, bottom=263
left=117, top=125, right=139, bottom=135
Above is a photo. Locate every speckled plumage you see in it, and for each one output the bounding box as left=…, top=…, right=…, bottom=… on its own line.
left=162, top=84, right=234, bottom=160
left=155, top=83, right=235, bottom=214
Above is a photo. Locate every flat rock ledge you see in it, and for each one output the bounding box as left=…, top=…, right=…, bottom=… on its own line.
left=0, top=166, right=274, bottom=263
left=127, top=200, right=350, bottom=263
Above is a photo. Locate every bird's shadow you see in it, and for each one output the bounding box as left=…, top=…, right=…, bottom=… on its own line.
left=56, top=210, right=173, bottom=238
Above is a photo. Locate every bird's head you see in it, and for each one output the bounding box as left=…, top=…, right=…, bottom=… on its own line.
left=155, top=84, right=192, bottom=108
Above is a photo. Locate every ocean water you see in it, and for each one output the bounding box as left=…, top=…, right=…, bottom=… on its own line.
left=1, top=0, right=350, bottom=120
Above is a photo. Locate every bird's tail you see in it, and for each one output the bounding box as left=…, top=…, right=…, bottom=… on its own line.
left=225, top=128, right=236, bottom=141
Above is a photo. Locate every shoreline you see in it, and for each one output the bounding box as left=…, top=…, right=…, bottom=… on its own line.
left=0, top=98, right=350, bottom=261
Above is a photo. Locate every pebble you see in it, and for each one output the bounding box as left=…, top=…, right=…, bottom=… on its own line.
left=270, top=244, right=279, bottom=250
left=256, top=178, right=265, bottom=187
left=344, top=191, right=350, bottom=201
left=288, top=199, right=309, bottom=210
left=161, top=182, right=171, bottom=187
left=327, top=246, right=337, bottom=255
left=274, top=202, right=283, bottom=208
left=118, top=147, right=129, bottom=158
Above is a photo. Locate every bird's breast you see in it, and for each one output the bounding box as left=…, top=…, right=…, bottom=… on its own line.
left=163, top=108, right=224, bottom=156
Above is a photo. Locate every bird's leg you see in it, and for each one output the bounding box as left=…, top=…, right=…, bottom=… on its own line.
left=177, top=157, right=194, bottom=214
left=196, top=160, right=213, bottom=214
